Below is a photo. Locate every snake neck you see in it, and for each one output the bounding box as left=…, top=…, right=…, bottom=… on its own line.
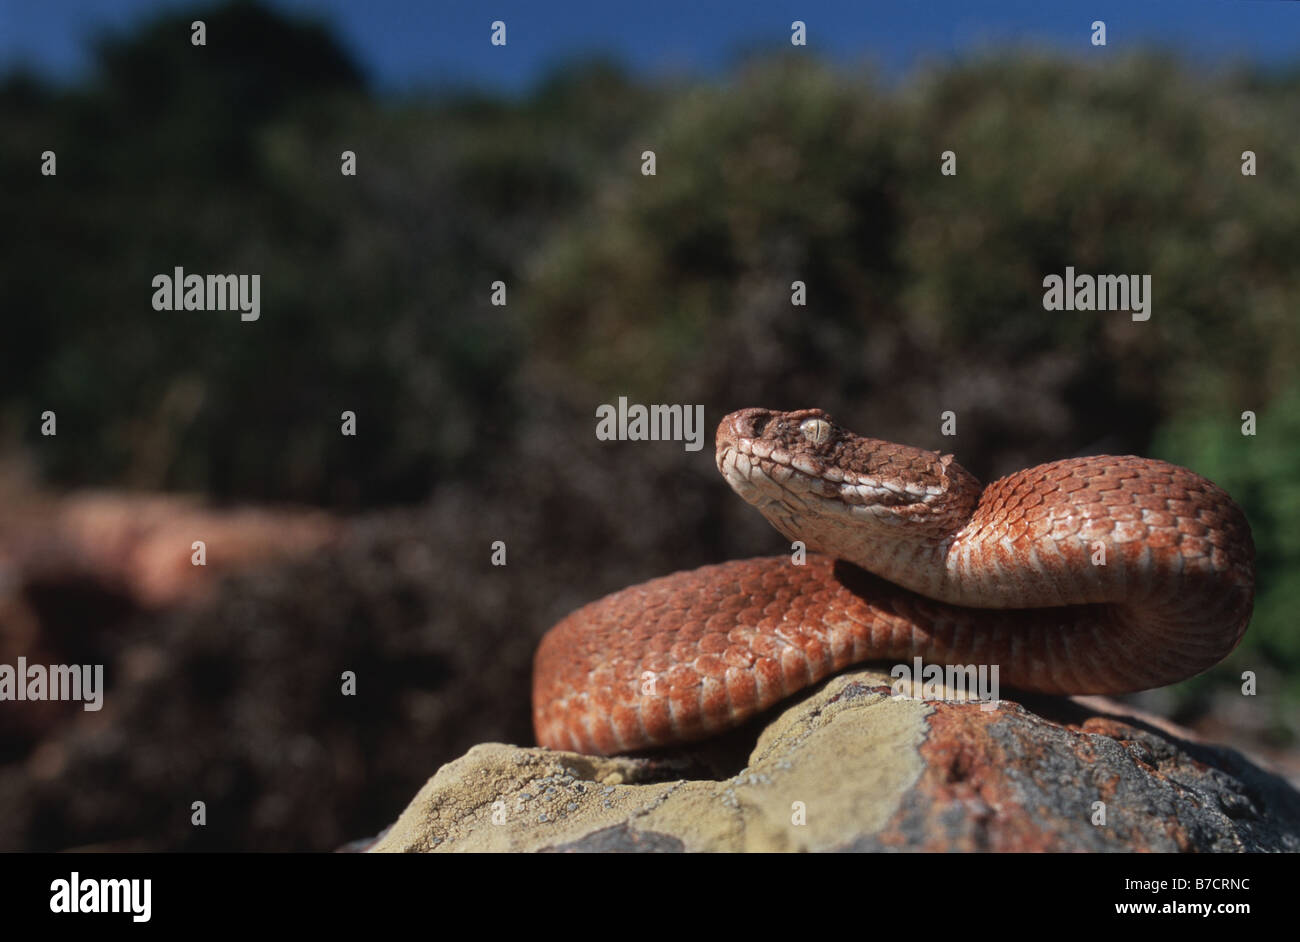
left=716, top=406, right=983, bottom=597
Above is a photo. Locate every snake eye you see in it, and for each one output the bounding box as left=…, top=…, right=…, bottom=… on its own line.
left=799, top=418, right=832, bottom=444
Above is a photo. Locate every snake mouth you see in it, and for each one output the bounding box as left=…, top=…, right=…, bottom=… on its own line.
left=716, top=408, right=943, bottom=514
left=717, top=440, right=930, bottom=514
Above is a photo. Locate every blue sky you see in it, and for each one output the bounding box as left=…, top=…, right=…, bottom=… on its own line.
left=2, top=0, right=1298, bottom=92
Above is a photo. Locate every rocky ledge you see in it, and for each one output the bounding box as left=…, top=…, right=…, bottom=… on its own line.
left=370, top=668, right=1300, bottom=852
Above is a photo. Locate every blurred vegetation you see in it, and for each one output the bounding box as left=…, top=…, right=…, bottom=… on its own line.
left=2, top=3, right=1297, bottom=706
left=1156, top=385, right=1300, bottom=712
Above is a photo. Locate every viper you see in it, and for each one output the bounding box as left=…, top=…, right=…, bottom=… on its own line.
left=533, top=408, right=1255, bottom=755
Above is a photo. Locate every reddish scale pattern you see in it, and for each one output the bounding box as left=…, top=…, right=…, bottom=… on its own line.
left=533, top=411, right=1256, bottom=755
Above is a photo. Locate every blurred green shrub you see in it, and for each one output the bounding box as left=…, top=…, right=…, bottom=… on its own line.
left=0, top=3, right=656, bottom=504
left=1155, top=385, right=1300, bottom=704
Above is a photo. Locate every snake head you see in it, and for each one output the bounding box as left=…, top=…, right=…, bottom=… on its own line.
left=715, top=407, right=981, bottom=570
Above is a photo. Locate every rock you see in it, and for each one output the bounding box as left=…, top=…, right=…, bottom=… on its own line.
left=370, top=668, right=1300, bottom=852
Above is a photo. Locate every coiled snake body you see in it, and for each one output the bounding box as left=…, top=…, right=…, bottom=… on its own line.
left=533, top=408, right=1255, bottom=755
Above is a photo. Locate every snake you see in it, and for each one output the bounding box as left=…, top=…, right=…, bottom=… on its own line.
left=533, top=407, right=1255, bottom=755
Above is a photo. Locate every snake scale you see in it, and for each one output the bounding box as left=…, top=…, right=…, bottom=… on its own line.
left=533, top=407, right=1255, bottom=755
